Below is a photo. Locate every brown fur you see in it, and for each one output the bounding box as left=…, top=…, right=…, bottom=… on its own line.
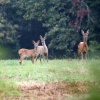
left=78, top=30, right=89, bottom=60
left=18, top=49, right=36, bottom=65
left=18, top=40, right=40, bottom=65
left=78, top=42, right=88, bottom=59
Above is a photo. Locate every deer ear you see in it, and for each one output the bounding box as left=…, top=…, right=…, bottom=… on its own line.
left=86, top=29, right=89, bottom=35
left=44, top=36, right=46, bottom=39
left=40, top=35, right=42, bottom=39
left=81, top=30, right=84, bottom=35
left=32, top=40, right=35, bottom=44
left=37, top=40, right=40, bottom=44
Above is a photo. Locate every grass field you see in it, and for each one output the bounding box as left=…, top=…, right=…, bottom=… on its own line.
left=0, top=59, right=100, bottom=100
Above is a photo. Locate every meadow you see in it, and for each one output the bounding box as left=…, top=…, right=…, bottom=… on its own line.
left=0, top=59, right=100, bottom=100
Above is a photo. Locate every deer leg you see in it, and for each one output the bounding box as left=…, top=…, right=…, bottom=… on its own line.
left=35, top=54, right=39, bottom=62
left=36, top=56, right=38, bottom=61
left=85, top=51, right=88, bottom=60
left=19, top=56, right=24, bottom=65
left=40, top=55, right=42, bottom=63
left=31, top=56, right=34, bottom=63
left=78, top=51, right=81, bottom=60
left=19, top=59, right=22, bottom=65
left=81, top=52, right=83, bottom=60
left=19, top=54, right=26, bottom=65
left=46, top=53, right=48, bottom=62
left=42, top=54, right=45, bottom=61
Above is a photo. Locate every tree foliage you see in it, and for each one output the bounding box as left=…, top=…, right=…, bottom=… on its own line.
left=0, top=0, right=100, bottom=58
left=0, top=0, right=19, bottom=52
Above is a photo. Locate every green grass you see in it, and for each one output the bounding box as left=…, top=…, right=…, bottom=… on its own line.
left=0, top=59, right=100, bottom=99
left=0, top=59, right=100, bottom=82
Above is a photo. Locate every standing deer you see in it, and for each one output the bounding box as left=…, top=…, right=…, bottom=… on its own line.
left=78, top=29, right=89, bottom=60
left=18, top=40, right=40, bottom=65
left=35, top=35, right=48, bottom=62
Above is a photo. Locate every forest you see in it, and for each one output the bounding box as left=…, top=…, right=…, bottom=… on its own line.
left=0, top=0, right=100, bottom=100
left=0, top=0, right=100, bottom=59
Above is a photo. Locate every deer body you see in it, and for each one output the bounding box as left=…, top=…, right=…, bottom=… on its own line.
left=35, top=35, right=48, bottom=62
left=18, top=40, right=40, bottom=65
left=18, top=49, right=36, bottom=64
left=78, top=30, right=89, bottom=60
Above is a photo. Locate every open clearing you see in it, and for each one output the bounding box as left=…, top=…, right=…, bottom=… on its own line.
left=0, top=59, right=100, bottom=100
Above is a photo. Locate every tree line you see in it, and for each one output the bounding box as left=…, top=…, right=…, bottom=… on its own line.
left=0, top=0, right=100, bottom=59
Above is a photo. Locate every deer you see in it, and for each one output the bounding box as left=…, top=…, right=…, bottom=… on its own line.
left=35, top=35, right=48, bottom=62
left=18, top=40, right=40, bottom=65
left=78, top=29, right=89, bottom=60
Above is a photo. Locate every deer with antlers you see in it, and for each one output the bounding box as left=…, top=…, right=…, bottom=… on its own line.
left=78, top=29, right=89, bottom=60
left=35, top=35, right=48, bottom=62
left=18, top=40, right=40, bottom=65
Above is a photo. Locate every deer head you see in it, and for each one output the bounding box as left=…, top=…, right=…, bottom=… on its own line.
left=81, top=29, right=89, bottom=43
left=40, top=35, right=46, bottom=46
left=32, top=40, right=40, bottom=50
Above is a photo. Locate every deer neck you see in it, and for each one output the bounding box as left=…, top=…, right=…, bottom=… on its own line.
left=42, top=42, right=47, bottom=49
left=83, top=38, right=88, bottom=46
left=34, top=48, right=38, bottom=52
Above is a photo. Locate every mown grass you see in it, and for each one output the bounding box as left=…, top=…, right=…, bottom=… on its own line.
left=0, top=59, right=100, bottom=99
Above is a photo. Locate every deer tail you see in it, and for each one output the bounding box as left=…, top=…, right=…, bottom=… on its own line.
left=18, top=50, right=22, bottom=55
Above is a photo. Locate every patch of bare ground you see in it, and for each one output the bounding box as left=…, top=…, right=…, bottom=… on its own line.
left=1, top=80, right=93, bottom=100
left=18, top=81, right=90, bottom=100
